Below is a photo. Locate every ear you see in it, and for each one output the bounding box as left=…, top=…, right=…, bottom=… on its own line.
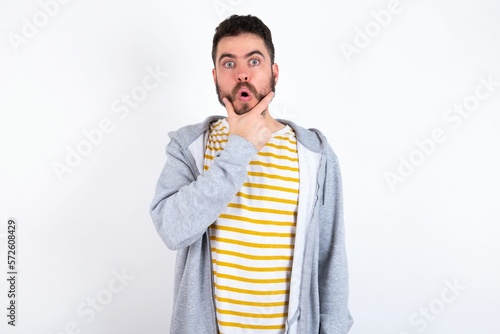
left=272, top=63, right=279, bottom=85
left=212, top=68, right=217, bottom=85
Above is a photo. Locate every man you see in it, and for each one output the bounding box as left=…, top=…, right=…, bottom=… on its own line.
left=150, top=14, right=352, bottom=334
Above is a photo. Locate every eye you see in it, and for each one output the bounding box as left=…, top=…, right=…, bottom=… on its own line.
left=250, top=59, right=260, bottom=66
left=223, top=61, right=235, bottom=68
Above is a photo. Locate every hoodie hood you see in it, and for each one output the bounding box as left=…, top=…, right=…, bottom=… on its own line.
left=168, top=115, right=331, bottom=155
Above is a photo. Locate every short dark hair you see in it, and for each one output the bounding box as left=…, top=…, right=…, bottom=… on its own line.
left=212, top=14, right=275, bottom=65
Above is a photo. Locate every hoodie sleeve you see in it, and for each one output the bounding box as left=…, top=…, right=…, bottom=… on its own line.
left=318, top=145, right=353, bottom=333
left=149, top=130, right=257, bottom=250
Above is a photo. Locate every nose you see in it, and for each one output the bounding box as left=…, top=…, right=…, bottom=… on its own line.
left=237, top=72, right=249, bottom=82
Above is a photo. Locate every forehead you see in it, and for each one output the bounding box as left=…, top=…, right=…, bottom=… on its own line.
left=216, top=33, right=269, bottom=59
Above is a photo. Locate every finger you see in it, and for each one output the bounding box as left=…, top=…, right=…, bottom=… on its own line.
left=248, top=91, right=275, bottom=117
left=222, top=97, right=236, bottom=118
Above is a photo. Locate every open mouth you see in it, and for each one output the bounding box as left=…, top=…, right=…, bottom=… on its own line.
left=237, top=86, right=252, bottom=102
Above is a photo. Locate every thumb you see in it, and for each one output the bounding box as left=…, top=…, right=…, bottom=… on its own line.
left=248, top=91, right=275, bottom=117
left=222, top=97, right=237, bottom=118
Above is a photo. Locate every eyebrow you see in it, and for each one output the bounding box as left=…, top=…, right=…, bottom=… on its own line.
left=218, top=50, right=265, bottom=64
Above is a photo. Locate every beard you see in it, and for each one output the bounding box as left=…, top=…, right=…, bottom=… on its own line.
left=215, top=75, right=276, bottom=115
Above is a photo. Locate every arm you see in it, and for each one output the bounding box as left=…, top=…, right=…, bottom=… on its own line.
left=318, top=147, right=353, bottom=333
left=150, top=92, right=276, bottom=250
left=149, top=132, right=256, bottom=250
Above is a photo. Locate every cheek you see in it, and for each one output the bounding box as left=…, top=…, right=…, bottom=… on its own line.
left=216, top=75, right=232, bottom=90
left=256, top=74, right=274, bottom=90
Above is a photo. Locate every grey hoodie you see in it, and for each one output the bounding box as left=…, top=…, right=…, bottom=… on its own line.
left=150, top=115, right=353, bottom=333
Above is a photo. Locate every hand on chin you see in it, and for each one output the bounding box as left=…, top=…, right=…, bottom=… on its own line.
left=233, top=98, right=258, bottom=115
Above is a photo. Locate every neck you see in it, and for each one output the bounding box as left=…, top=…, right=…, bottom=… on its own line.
left=263, top=109, right=285, bottom=133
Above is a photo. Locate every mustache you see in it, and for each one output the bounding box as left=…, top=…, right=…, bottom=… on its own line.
left=229, top=82, right=260, bottom=101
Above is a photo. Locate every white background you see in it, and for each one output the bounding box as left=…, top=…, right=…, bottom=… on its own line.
left=1, top=0, right=499, bottom=333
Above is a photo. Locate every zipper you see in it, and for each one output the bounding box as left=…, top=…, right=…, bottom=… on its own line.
left=207, top=227, right=219, bottom=333
left=200, top=130, right=219, bottom=333
left=183, top=131, right=218, bottom=333
left=183, top=147, right=200, bottom=180
left=297, top=152, right=324, bottom=334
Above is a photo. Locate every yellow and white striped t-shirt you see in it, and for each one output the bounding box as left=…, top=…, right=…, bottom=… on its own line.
left=204, top=118, right=299, bottom=334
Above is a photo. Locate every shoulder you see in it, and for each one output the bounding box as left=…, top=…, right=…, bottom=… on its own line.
left=278, top=119, right=336, bottom=157
left=168, top=115, right=225, bottom=149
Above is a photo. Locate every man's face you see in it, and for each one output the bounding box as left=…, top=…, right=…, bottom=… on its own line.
left=213, top=33, right=278, bottom=115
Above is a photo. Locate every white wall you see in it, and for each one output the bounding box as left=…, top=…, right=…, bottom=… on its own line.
left=1, top=0, right=499, bottom=333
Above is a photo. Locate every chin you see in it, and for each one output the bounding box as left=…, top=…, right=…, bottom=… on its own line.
left=234, top=100, right=258, bottom=115
left=234, top=105, right=250, bottom=115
